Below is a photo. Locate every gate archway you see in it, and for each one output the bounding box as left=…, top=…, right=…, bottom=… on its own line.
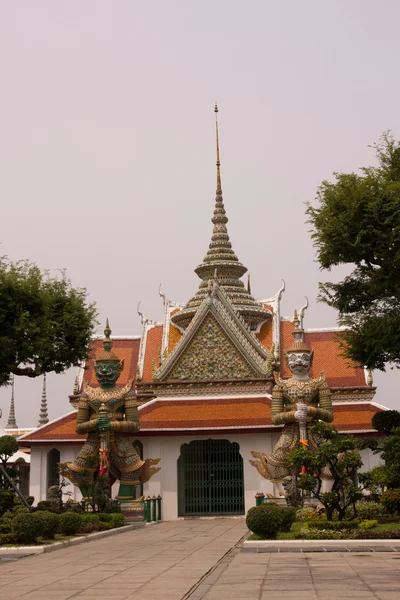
left=178, top=439, right=245, bottom=516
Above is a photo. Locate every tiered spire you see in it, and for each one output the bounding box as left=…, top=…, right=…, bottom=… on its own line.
left=38, top=374, right=49, bottom=427
left=172, top=105, right=271, bottom=330
left=6, top=375, right=18, bottom=429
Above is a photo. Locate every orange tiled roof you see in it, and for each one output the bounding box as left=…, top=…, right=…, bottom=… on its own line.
left=140, top=397, right=271, bottom=429
left=280, top=321, right=367, bottom=388
left=20, top=400, right=383, bottom=445
left=142, top=325, right=163, bottom=382
left=19, top=412, right=85, bottom=444
left=139, top=398, right=381, bottom=432
left=256, top=319, right=273, bottom=349
left=81, top=338, right=140, bottom=390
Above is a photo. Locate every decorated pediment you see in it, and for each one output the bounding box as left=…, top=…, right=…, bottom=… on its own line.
left=154, top=284, right=269, bottom=382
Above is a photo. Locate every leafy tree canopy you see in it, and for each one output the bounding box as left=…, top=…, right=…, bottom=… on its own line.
left=307, top=133, right=400, bottom=370
left=0, top=435, right=19, bottom=465
left=0, top=257, right=98, bottom=386
left=372, top=410, right=400, bottom=435
left=288, top=422, right=367, bottom=520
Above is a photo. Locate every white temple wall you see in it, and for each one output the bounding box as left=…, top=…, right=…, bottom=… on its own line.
left=141, top=432, right=276, bottom=521
left=28, top=436, right=383, bottom=515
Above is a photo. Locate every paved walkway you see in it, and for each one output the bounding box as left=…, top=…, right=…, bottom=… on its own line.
left=1, top=520, right=400, bottom=599
left=0, top=519, right=246, bottom=600
left=201, top=549, right=400, bottom=600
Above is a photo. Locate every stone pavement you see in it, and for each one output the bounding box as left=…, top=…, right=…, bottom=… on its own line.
left=0, top=518, right=247, bottom=600
left=2, top=520, right=400, bottom=600
left=200, top=548, right=400, bottom=600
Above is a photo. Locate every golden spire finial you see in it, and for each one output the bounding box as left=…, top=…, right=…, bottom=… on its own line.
left=215, top=102, right=221, bottom=192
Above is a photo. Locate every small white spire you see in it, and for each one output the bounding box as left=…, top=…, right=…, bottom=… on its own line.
left=38, top=374, right=49, bottom=426
left=6, top=375, right=18, bottom=429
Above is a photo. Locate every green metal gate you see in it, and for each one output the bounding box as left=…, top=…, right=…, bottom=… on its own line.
left=178, top=439, right=245, bottom=516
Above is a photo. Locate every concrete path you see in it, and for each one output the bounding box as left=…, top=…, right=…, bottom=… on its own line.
left=201, top=548, right=400, bottom=600
left=0, top=519, right=247, bottom=600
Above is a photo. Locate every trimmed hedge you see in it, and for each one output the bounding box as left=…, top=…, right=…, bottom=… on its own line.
left=308, top=520, right=358, bottom=531
left=11, top=512, right=43, bottom=544
left=246, top=504, right=295, bottom=539
left=58, top=512, right=82, bottom=535
left=33, top=511, right=60, bottom=540
left=36, top=501, right=60, bottom=514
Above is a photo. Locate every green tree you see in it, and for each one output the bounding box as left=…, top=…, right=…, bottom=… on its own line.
left=372, top=410, right=400, bottom=435
left=0, top=257, right=97, bottom=386
left=288, top=422, right=364, bottom=520
left=306, top=133, right=400, bottom=370
left=0, top=435, right=19, bottom=490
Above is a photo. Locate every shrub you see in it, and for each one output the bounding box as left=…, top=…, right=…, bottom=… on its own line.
left=296, top=507, right=326, bottom=522
left=372, top=410, right=400, bottom=434
left=98, top=513, right=113, bottom=523
left=11, top=512, right=43, bottom=544
left=278, top=506, right=297, bottom=532
left=355, top=529, right=400, bottom=540
left=58, top=512, right=82, bottom=535
left=111, top=513, right=125, bottom=528
left=33, top=511, right=60, bottom=540
left=13, top=506, right=29, bottom=516
left=246, top=504, right=282, bottom=539
left=355, top=501, right=387, bottom=519
left=0, top=490, right=14, bottom=516
left=36, top=501, right=60, bottom=514
left=359, top=519, right=378, bottom=530
left=80, top=514, right=100, bottom=526
left=296, top=527, right=357, bottom=540
left=375, top=515, right=400, bottom=523
left=307, top=520, right=358, bottom=531
left=0, top=533, right=14, bottom=545
left=381, top=489, right=400, bottom=514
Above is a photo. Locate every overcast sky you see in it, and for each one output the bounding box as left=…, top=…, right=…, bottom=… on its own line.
left=0, top=1, right=399, bottom=428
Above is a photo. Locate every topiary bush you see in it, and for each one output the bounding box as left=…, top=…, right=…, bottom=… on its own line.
left=58, top=512, right=82, bottom=535
left=36, top=501, right=60, bottom=514
left=11, top=512, right=43, bottom=544
left=246, top=504, right=282, bottom=539
left=278, top=506, right=297, bottom=532
left=33, top=511, right=60, bottom=540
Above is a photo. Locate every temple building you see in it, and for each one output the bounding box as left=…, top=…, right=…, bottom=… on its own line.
left=20, top=108, right=386, bottom=518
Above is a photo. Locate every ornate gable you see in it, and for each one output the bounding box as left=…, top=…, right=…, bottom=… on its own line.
left=154, top=283, right=269, bottom=382
left=169, top=314, right=257, bottom=380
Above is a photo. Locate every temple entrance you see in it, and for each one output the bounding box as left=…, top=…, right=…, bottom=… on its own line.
left=177, top=439, right=245, bottom=516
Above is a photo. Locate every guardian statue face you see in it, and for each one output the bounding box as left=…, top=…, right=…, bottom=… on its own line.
left=286, top=352, right=312, bottom=376
left=95, top=360, right=122, bottom=387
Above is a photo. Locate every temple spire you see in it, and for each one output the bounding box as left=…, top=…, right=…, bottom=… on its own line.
left=215, top=103, right=222, bottom=192
left=38, top=374, right=49, bottom=427
left=171, top=106, right=271, bottom=331
left=6, top=375, right=18, bottom=429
